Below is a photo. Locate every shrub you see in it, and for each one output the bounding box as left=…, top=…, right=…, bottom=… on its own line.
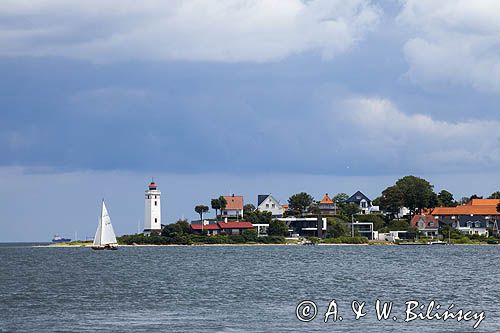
left=322, top=236, right=368, bottom=244
left=258, top=236, right=286, bottom=244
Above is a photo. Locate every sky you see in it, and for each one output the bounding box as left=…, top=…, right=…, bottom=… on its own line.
left=1, top=0, right=500, bottom=241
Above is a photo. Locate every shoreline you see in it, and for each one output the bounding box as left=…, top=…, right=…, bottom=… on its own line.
left=34, top=242, right=496, bottom=248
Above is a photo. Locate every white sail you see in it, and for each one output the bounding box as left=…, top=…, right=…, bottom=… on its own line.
left=93, top=214, right=102, bottom=246
left=93, top=200, right=117, bottom=246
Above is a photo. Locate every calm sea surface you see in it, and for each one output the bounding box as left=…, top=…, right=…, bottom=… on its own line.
left=0, top=244, right=499, bottom=332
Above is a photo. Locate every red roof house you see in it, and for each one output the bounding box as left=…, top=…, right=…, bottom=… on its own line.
left=221, top=195, right=244, bottom=219
left=217, top=221, right=254, bottom=235
left=319, top=193, right=337, bottom=215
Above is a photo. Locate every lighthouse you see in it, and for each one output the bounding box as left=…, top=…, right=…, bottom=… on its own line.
left=144, top=181, right=162, bottom=235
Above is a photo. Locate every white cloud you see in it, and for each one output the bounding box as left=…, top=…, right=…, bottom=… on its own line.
left=341, top=96, right=500, bottom=170
left=398, top=0, right=500, bottom=93
left=0, top=0, right=380, bottom=63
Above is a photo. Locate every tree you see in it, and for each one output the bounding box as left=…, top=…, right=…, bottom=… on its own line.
left=268, top=220, right=288, bottom=237
left=372, top=196, right=382, bottom=206
left=387, top=219, right=410, bottom=231
left=469, top=194, right=483, bottom=201
left=308, top=201, right=321, bottom=215
left=395, top=175, right=436, bottom=216
left=489, top=191, right=500, bottom=199
left=161, top=219, right=190, bottom=238
left=245, top=210, right=273, bottom=225
left=218, top=196, right=227, bottom=213
left=437, top=190, right=456, bottom=207
left=326, top=217, right=349, bottom=238
left=380, top=185, right=404, bottom=219
left=211, top=198, right=221, bottom=217
left=194, top=205, right=209, bottom=221
left=344, top=203, right=361, bottom=217
left=356, top=214, right=385, bottom=231
left=211, top=196, right=228, bottom=218
left=243, top=204, right=256, bottom=215
left=333, top=193, right=350, bottom=213
left=458, top=197, right=469, bottom=205
left=288, top=192, right=314, bottom=216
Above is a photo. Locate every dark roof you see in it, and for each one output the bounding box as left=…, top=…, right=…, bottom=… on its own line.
left=258, top=194, right=269, bottom=206
left=438, top=215, right=491, bottom=228
left=346, top=191, right=371, bottom=204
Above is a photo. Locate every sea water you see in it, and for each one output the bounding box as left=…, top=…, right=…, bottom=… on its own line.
left=0, top=244, right=499, bottom=332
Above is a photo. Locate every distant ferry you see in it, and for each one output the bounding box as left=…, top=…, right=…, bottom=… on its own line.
left=52, top=235, right=71, bottom=243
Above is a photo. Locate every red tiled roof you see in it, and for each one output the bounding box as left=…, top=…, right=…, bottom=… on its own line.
left=431, top=206, right=500, bottom=216
left=411, top=214, right=437, bottom=227
left=223, top=195, right=243, bottom=210
left=470, top=199, right=500, bottom=206
left=191, top=224, right=220, bottom=230
left=320, top=193, right=334, bottom=205
left=217, top=221, right=254, bottom=229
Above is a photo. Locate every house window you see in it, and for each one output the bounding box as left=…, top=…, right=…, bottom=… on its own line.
left=155, top=218, right=157, bottom=223
left=266, top=204, right=269, bottom=208
left=155, top=201, right=157, bottom=206
left=272, top=204, right=275, bottom=208
left=361, top=202, right=367, bottom=208
left=429, top=222, right=434, bottom=227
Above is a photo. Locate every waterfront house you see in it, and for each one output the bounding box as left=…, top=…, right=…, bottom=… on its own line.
left=217, top=221, right=254, bottom=235
left=257, top=194, right=284, bottom=217
left=276, top=217, right=327, bottom=238
left=411, top=214, right=439, bottom=238
left=191, top=221, right=254, bottom=235
left=191, top=223, right=221, bottom=236
left=349, top=221, right=375, bottom=240
left=221, top=195, right=244, bottom=220
left=318, top=193, right=337, bottom=215
left=377, top=230, right=413, bottom=242
left=431, top=199, right=500, bottom=236
left=346, top=191, right=372, bottom=214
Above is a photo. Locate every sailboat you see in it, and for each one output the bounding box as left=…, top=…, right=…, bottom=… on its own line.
left=92, top=200, right=118, bottom=250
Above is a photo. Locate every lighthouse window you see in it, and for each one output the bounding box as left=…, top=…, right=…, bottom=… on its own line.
left=155, top=201, right=157, bottom=206
left=155, top=218, right=157, bottom=223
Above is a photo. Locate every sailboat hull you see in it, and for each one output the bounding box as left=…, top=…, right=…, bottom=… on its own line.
left=91, top=244, right=118, bottom=250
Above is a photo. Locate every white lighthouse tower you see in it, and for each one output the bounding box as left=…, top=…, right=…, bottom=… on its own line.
left=144, top=180, right=162, bottom=235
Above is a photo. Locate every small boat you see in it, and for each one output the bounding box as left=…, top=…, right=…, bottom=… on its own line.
left=92, top=200, right=118, bottom=250
left=428, top=240, right=448, bottom=245
left=52, top=235, right=71, bottom=243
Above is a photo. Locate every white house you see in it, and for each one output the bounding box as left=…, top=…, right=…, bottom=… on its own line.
left=346, top=191, right=372, bottom=214
left=257, top=194, right=284, bottom=217
left=221, top=195, right=244, bottom=219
